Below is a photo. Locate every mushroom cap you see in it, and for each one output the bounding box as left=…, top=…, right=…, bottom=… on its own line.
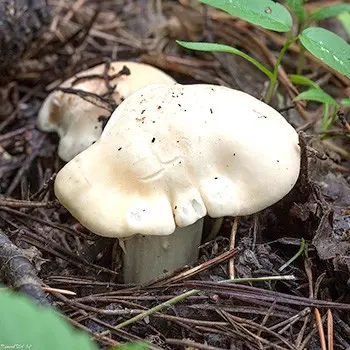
left=54, top=84, right=301, bottom=238
left=37, top=61, right=176, bottom=161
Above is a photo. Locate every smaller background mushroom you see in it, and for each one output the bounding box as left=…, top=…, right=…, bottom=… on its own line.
left=37, top=61, right=176, bottom=161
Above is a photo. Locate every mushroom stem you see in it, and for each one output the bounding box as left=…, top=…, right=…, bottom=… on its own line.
left=122, top=218, right=204, bottom=284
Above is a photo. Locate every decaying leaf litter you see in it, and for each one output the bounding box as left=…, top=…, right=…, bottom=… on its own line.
left=0, top=0, right=349, bottom=348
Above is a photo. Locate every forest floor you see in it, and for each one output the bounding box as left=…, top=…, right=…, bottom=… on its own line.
left=0, top=0, right=349, bottom=349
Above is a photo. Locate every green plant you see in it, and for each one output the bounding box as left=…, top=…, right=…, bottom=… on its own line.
left=176, top=0, right=350, bottom=123
left=0, top=289, right=147, bottom=350
left=289, top=74, right=350, bottom=130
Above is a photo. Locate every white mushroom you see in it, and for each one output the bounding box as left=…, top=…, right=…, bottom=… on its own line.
left=37, top=61, right=176, bottom=161
left=54, top=84, right=301, bottom=284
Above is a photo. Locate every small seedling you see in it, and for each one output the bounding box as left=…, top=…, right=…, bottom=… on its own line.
left=290, top=74, right=350, bottom=130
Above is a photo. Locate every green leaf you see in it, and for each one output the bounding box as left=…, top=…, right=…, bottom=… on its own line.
left=338, top=11, right=350, bottom=37
left=0, top=290, right=97, bottom=350
left=288, top=74, right=320, bottom=89
left=340, top=98, right=350, bottom=106
left=285, top=0, right=306, bottom=24
left=299, top=27, right=350, bottom=78
left=310, top=4, right=350, bottom=22
left=293, top=88, right=338, bottom=105
left=176, top=41, right=273, bottom=78
left=198, top=0, right=292, bottom=32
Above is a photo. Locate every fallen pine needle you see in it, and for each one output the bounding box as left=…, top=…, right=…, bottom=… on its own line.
left=228, top=217, right=239, bottom=279
left=327, top=309, right=334, bottom=350
left=0, top=286, right=76, bottom=296
left=315, top=308, right=327, bottom=350
left=98, top=274, right=295, bottom=336
left=42, top=287, right=76, bottom=296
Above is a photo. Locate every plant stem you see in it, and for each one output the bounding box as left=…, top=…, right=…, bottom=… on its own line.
left=324, top=105, right=340, bottom=131
left=296, top=44, right=306, bottom=75
left=264, top=36, right=299, bottom=104
left=322, top=103, right=330, bottom=130
left=296, top=20, right=306, bottom=75
left=113, top=289, right=199, bottom=330
left=278, top=238, right=305, bottom=272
